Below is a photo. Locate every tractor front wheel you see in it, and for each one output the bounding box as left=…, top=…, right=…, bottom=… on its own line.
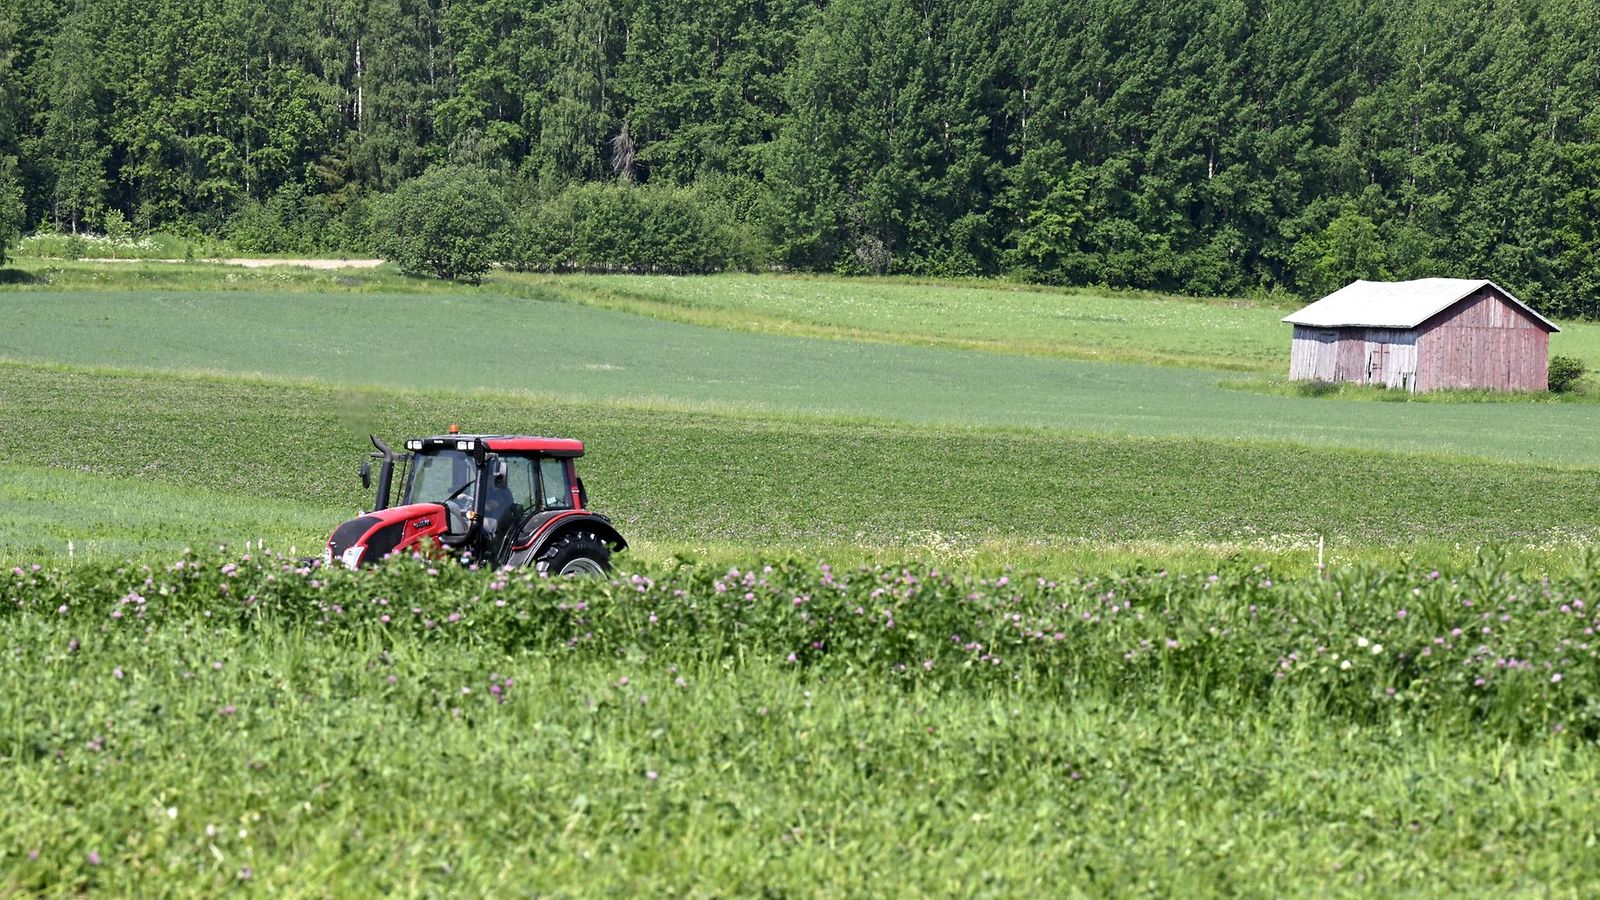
left=535, top=531, right=612, bottom=576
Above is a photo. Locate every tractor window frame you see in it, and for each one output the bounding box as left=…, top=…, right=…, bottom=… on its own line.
left=404, top=449, right=477, bottom=506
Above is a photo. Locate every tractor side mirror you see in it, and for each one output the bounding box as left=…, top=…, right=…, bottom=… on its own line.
left=492, top=458, right=507, bottom=487
left=359, top=460, right=372, bottom=490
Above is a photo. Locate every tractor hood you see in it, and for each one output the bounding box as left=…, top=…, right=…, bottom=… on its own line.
left=324, top=502, right=449, bottom=569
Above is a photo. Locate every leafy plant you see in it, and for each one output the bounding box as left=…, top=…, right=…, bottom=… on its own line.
left=0, top=157, right=22, bottom=267
left=1295, top=379, right=1340, bottom=397
left=372, top=165, right=508, bottom=282
left=1549, top=355, right=1586, bottom=393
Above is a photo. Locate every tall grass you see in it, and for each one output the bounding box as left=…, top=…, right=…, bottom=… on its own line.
left=5, top=551, right=1600, bottom=894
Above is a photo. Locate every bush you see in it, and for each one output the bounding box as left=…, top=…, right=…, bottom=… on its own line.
left=1549, top=355, right=1586, bottom=393
left=0, top=156, right=22, bottom=267
left=502, top=180, right=761, bottom=275
left=1296, top=379, right=1341, bottom=397
left=372, top=165, right=508, bottom=282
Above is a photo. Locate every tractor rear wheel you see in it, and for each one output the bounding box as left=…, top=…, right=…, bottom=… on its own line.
left=535, top=531, right=612, bottom=576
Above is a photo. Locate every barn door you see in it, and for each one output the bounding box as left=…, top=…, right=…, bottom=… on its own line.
left=1365, top=344, right=1389, bottom=384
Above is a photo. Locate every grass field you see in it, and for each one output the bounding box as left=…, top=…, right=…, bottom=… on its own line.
left=6, top=554, right=1600, bottom=894
left=538, top=272, right=1600, bottom=373
left=4, top=286, right=1600, bottom=466
left=5, top=260, right=1600, bottom=894
left=5, top=363, right=1600, bottom=570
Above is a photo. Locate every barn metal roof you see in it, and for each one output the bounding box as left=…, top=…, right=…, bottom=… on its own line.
left=1282, top=278, right=1560, bottom=332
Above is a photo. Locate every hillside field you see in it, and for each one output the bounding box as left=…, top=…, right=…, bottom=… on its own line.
left=4, top=263, right=1600, bottom=894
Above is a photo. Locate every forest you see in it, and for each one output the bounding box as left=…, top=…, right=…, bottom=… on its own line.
left=1, top=0, right=1599, bottom=314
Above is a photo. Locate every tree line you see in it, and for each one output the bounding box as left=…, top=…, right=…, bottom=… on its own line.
left=1, top=0, right=1598, bottom=315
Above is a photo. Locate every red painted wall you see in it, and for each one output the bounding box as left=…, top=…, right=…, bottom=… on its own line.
left=1414, top=288, right=1551, bottom=392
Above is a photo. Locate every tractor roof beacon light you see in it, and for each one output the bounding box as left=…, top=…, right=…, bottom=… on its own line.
left=448, top=424, right=461, bottom=434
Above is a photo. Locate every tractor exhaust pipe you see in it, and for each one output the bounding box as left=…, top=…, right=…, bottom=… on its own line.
left=370, top=434, right=396, bottom=511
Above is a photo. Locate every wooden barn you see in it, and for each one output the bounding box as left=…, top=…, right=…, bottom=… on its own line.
left=1283, top=279, right=1559, bottom=392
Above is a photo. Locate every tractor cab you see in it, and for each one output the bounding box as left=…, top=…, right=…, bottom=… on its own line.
left=325, top=429, right=626, bottom=573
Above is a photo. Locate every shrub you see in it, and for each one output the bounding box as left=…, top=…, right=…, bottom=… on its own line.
left=1296, top=379, right=1341, bottom=397
left=372, top=165, right=508, bottom=282
left=0, top=156, right=22, bottom=267
left=502, top=180, right=761, bottom=275
left=1549, top=355, right=1586, bottom=393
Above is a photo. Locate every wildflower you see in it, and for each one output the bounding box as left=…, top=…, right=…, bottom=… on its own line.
left=218, top=705, right=237, bottom=717
left=1356, top=636, right=1369, bottom=648
left=113, top=668, right=123, bottom=680
left=1552, top=673, right=1563, bottom=684
left=87, top=851, right=100, bottom=866
left=1340, top=659, right=1352, bottom=670
left=617, top=676, right=629, bottom=687
left=1397, top=609, right=1408, bottom=619
left=646, top=770, right=659, bottom=781
left=213, top=661, right=224, bottom=671
left=1370, top=644, right=1383, bottom=655
left=238, top=866, right=253, bottom=881
left=166, top=807, right=178, bottom=819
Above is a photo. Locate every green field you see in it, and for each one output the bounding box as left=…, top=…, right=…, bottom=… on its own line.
left=539, top=272, right=1600, bottom=373
left=6, top=262, right=1600, bottom=894
left=5, top=285, right=1600, bottom=467
left=7, top=553, right=1600, bottom=894
left=6, top=363, right=1600, bottom=571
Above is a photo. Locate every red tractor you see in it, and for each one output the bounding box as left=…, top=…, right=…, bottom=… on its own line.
left=324, top=429, right=626, bottom=574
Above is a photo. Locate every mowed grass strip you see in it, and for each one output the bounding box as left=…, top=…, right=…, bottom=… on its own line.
left=5, top=287, right=1600, bottom=464
left=3, top=363, right=1598, bottom=559
left=534, top=272, right=1600, bottom=374
left=533, top=272, right=1293, bottom=370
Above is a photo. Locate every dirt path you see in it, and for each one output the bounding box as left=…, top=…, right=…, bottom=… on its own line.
left=77, top=257, right=385, bottom=269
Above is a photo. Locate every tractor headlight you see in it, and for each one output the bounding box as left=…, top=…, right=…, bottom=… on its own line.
left=339, top=545, right=365, bottom=570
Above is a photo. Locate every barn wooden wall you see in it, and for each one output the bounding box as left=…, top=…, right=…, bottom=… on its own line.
left=1289, top=326, right=1419, bottom=389
left=1415, top=289, right=1550, bottom=392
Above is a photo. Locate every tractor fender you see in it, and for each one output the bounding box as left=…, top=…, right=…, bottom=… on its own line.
left=504, top=511, right=627, bottom=568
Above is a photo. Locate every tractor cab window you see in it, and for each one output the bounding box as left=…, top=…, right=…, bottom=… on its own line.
left=503, top=456, right=538, bottom=510
left=540, top=458, right=573, bottom=510
left=407, top=450, right=478, bottom=506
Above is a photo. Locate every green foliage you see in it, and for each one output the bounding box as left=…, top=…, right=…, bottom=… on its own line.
left=1550, top=355, right=1586, bottom=393
left=9, top=554, right=1600, bottom=894
left=371, top=165, right=507, bottom=282
left=4, top=0, right=1600, bottom=307
left=503, top=181, right=755, bottom=274
left=1295, top=379, right=1341, bottom=397
left=229, top=184, right=371, bottom=256
left=0, top=156, right=21, bottom=266
left=1289, top=206, right=1390, bottom=297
